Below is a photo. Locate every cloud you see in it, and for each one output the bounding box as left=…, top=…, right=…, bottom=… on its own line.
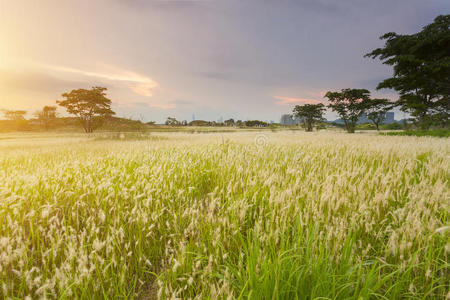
left=40, top=64, right=159, bottom=97
left=274, top=96, right=323, bottom=106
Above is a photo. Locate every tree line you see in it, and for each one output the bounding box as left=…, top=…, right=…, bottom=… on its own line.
left=164, top=118, right=269, bottom=127
left=293, top=89, right=393, bottom=133
left=292, top=15, right=449, bottom=133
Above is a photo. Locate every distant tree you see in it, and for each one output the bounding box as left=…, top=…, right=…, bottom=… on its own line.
left=1, top=110, right=29, bottom=131
left=189, top=120, right=212, bottom=126
left=57, top=87, right=115, bottom=133
left=325, top=88, right=370, bottom=133
left=236, top=120, right=243, bottom=127
left=365, top=99, right=394, bottom=131
left=293, top=103, right=326, bottom=132
left=224, top=118, right=235, bottom=126
left=181, top=120, right=188, bottom=126
left=244, top=120, right=268, bottom=127
left=34, top=106, right=57, bottom=130
left=365, top=15, right=450, bottom=128
left=165, top=117, right=179, bottom=126
left=3, top=110, right=27, bottom=121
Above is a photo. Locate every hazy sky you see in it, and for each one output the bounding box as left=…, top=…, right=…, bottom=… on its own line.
left=0, top=0, right=449, bottom=122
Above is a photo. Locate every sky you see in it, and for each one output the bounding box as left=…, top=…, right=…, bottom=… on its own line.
left=0, top=0, right=449, bottom=123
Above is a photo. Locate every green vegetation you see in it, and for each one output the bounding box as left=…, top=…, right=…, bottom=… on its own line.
left=57, top=87, right=115, bottom=133
left=366, top=15, right=450, bottom=129
left=381, top=129, right=450, bottom=138
left=0, top=131, right=448, bottom=299
left=292, top=103, right=326, bottom=131
left=325, top=88, right=371, bottom=133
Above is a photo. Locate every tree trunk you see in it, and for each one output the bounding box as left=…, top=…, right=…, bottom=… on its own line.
left=87, top=119, right=92, bottom=133
left=347, top=123, right=355, bottom=133
left=82, top=120, right=88, bottom=133
left=376, top=123, right=380, bottom=131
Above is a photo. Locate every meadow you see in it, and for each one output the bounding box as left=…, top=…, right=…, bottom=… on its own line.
left=0, top=131, right=448, bottom=299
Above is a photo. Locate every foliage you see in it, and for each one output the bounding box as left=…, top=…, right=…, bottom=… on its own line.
left=0, top=132, right=448, bottom=299
left=365, top=15, right=450, bottom=128
left=380, top=122, right=404, bottom=130
left=365, top=98, right=394, bottom=130
left=1, top=110, right=30, bottom=131
left=381, top=129, right=450, bottom=137
left=293, top=103, right=326, bottom=131
left=244, top=120, right=268, bottom=127
left=165, top=117, right=180, bottom=126
left=188, top=120, right=211, bottom=126
left=34, top=106, right=57, bottom=130
left=224, top=118, right=235, bottom=126
left=355, top=123, right=377, bottom=130
left=325, top=89, right=371, bottom=133
left=2, top=110, right=27, bottom=121
left=57, top=87, right=115, bottom=133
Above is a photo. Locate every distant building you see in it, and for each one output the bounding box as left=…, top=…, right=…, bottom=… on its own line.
left=280, top=114, right=294, bottom=125
left=333, top=112, right=395, bottom=124
left=280, top=114, right=303, bottom=125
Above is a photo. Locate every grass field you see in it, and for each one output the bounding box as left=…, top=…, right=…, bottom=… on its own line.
left=0, top=131, right=448, bottom=299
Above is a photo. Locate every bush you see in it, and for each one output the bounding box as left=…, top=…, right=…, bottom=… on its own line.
left=381, top=129, right=450, bottom=137
left=355, top=123, right=376, bottom=130
left=380, top=122, right=404, bottom=130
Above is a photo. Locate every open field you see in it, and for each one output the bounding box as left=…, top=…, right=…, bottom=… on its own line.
left=0, top=131, right=448, bottom=299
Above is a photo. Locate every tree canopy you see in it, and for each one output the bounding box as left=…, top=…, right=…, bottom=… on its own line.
left=325, top=89, right=371, bottom=133
left=34, top=106, right=57, bottom=130
left=57, top=87, right=115, bottom=133
left=165, top=117, right=180, bottom=126
left=293, top=103, right=326, bottom=131
left=365, top=14, right=450, bottom=128
left=365, top=99, right=394, bottom=131
left=2, top=110, right=27, bottom=121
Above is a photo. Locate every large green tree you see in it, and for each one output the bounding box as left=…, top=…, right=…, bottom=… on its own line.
left=366, top=98, right=394, bottom=131
left=365, top=15, right=450, bottom=128
left=57, top=87, right=115, bottom=133
left=293, top=103, right=326, bottom=132
left=325, top=89, right=370, bottom=133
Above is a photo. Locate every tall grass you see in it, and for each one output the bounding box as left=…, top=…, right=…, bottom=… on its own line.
left=0, top=131, right=448, bottom=299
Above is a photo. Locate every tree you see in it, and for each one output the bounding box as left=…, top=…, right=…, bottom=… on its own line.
left=1, top=110, right=29, bottom=131
left=293, top=103, right=326, bottom=132
left=325, top=89, right=370, bottom=133
left=365, top=99, right=393, bottom=131
left=34, top=106, right=57, bottom=130
left=244, top=120, right=268, bottom=127
left=3, top=110, right=27, bottom=121
left=57, top=87, right=115, bottom=133
left=165, top=117, right=179, bottom=126
left=224, top=118, right=235, bottom=127
left=365, top=15, right=450, bottom=128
